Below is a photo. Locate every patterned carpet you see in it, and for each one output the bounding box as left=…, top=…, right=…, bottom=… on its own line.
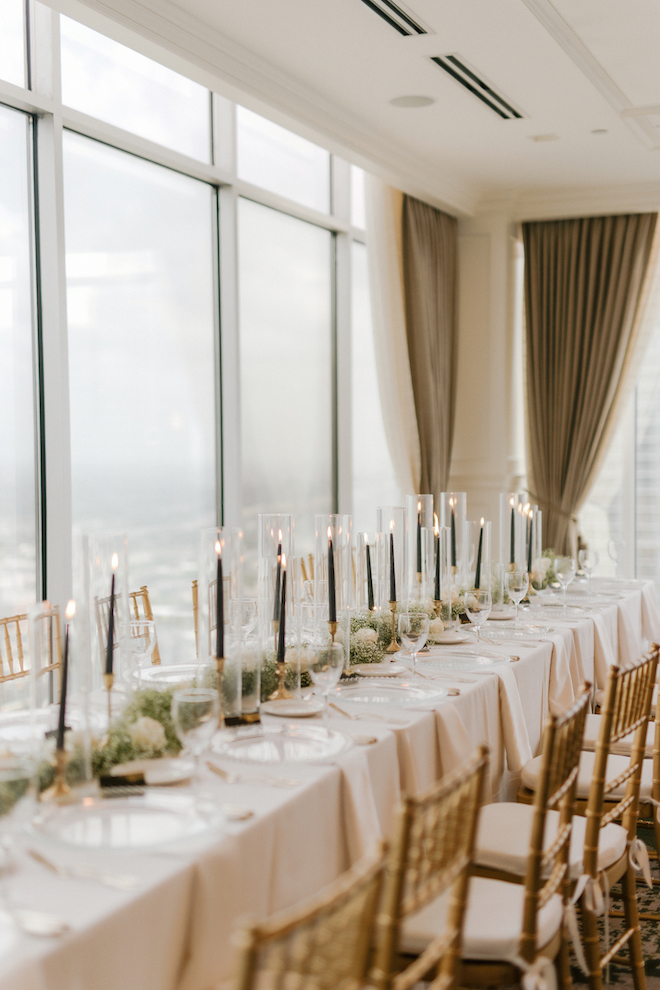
left=571, top=826, right=660, bottom=990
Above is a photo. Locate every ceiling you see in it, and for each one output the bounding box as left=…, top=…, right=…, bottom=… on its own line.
left=65, top=0, right=660, bottom=217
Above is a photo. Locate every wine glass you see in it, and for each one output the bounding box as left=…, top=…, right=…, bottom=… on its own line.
left=129, top=619, right=158, bottom=686
left=171, top=687, right=219, bottom=783
left=555, top=556, right=577, bottom=601
left=398, top=613, right=429, bottom=674
left=608, top=541, right=625, bottom=579
left=307, top=642, right=344, bottom=721
left=578, top=549, right=599, bottom=590
left=505, top=571, right=529, bottom=628
left=464, top=591, right=492, bottom=643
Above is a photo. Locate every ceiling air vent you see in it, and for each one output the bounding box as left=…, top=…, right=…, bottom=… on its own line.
left=431, top=55, right=523, bottom=119
left=359, top=0, right=428, bottom=36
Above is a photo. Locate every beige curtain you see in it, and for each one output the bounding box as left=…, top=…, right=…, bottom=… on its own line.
left=523, top=212, right=658, bottom=554
left=365, top=175, right=421, bottom=496
left=401, top=195, right=458, bottom=502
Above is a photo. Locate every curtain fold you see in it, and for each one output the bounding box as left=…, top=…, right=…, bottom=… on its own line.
left=365, top=175, right=421, bottom=496
left=401, top=196, right=458, bottom=503
left=523, top=212, right=658, bottom=554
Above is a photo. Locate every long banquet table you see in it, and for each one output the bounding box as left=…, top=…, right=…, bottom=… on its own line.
left=3, top=578, right=660, bottom=990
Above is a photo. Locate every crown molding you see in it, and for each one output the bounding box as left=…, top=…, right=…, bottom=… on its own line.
left=506, top=182, right=660, bottom=221
left=55, top=0, right=478, bottom=215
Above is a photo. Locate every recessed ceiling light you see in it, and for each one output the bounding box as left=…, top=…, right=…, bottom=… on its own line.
left=529, top=133, right=559, bottom=142
left=591, top=128, right=608, bottom=134
left=390, top=95, right=435, bottom=108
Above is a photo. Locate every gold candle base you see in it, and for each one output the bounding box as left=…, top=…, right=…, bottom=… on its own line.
left=216, top=656, right=225, bottom=728
left=103, top=672, right=114, bottom=723
left=268, top=663, right=294, bottom=701
left=327, top=620, right=337, bottom=642
left=433, top=599, right=443, bottom=620
left=272, top=619, right=279, bottom=654
left=451, top=565, right=457, bottom=576
left=41, top=749, right=73, bottom=804
left=385, top=600, right=399, bottom=654
left=509, top=562, right=516, bottom=572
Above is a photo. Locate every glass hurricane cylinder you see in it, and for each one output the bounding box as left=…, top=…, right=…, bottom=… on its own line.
left=257, top=513, right=294, bottom=643
left=313, top=515, right=351, bottom=672
left=78, top=532, right=130, bottom=725
left=499, top=493, right=527, bottom=571
left=527, top=505, right=545, bottom=589
left=355, top=533, right=378, bottom=611
left=439, top=492, right=467, bottom=585
left=376, top=506, right=406, bottom=608
left=464, top=520, right=492, bottom=593
left=198, top=527, right=242, bottom=720
left=405, top=494, right=434, bottom=604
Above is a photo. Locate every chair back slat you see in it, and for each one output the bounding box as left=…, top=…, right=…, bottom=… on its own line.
left=127, top=586, right=161, bottom=665
left=371, top=746, right=488, bottom=990
left=520, top=684, right=591, bottom=963
left=233, top=851, right=385, bottom=990
left=96, top=586, right=162, bottom=665
left=584, top=647, right=659, bottom=877
left=0, top=614, right=29, bottom=681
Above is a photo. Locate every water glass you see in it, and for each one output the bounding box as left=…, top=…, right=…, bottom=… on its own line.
left=578, top=549, right=599, bottom=590
left=172, top=687, right=219, bottom=781
left=505, top=571, right=529, bottom=627
left=398, top=613, right=430, bottom=673
left=307, top=642, right=344, bottom=720
left=464, top=591, right=492, bottom=643
left=555, top=556, right=577, bottom=600
left=129, top=619, right=158, bottom=685
left=608, top=541, right=625, bottom=579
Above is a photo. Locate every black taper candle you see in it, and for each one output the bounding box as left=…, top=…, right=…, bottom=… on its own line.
left=272, top=541, right=282, bottom=623
left=434, top=530, right=440, bottom=601
left=366, top=539, right=375, bottom=611
left=474, top=520, right=484, bottom=590
left=105, top=572, right=115, bottom=676
left=56, top=601, right=75, bottom=751
left=450, top=504, right=457, bottom=568
left=328, top=533, right=336, bottom=623
left=510, top=505, right=515, bottom=565
left=528, top=515, right=533, bottom=574
left=389, top=530, right=396, bottom=601
left=416, top=503, right=422, bottom=575
left=216, top=541, right=224, bottom=659
left=277, top=562, right=287, bottom=663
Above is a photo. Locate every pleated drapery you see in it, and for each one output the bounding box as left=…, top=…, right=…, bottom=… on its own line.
left=401, top=196, right=458, bottom=501
left=523, top=212, right=658, bottom=554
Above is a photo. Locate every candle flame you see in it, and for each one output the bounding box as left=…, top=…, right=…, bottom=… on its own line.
left=65, top=600, right=76, bottom=620
left=433, top=512, right=439, bottom=536
left=278, top=529, right=282, bottom=541
left=449, top=497, right=455, bottom=508
left=417, top=500, right=421, bottom=512
left=215, top=540, right=222, bottom=557
left=510, top=497, right=515, bottom=507
left=480, top=517, right=484, bottom=526
left=281, top=553, right=287, bottom=569
left=524, top=502, right=530, bottom=514
left=390, top=520, right=394, bottom=532
left=364, top=533, right=368, bottom=545
left=327, top=526, right=332, bottom=540
left=111, top=553, right=118, bottom=571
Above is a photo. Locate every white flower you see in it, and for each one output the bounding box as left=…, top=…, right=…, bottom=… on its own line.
left=128, top=716, right=166, bottom=753
left=355, top=627, right=378, bottom=645
left=429, top=618, right=445, bottom=637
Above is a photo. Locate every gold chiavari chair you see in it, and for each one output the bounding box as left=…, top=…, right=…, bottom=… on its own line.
left=95, top=585, right=161, bottom=665
left=0, top=606, right=61, bottom=687
left=397, top=690, right=592, bottom=990
left=370, top=746, right=488, bottom=990
left=232, top=848, right=386, bottom=990
left=517, top=651, right=658, bottom=990
left=192, top=578, right=219, bottom=659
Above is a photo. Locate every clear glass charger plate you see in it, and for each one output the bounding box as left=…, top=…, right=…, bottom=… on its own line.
left=138, top=663, right=199, bottom=687
left=484, top=624, right=556, bottom=639
left=28, top=790, right=225, bottom=850
left=336, top=681, right=447, bottom=707
left=212, top=724, right=354, bottom=764
left=417, top=650, right=509, bottom=672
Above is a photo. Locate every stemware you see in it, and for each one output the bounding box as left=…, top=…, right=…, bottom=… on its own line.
left=306, top=643, right=344, bottom=721
left=464, top=591, right=492, bottom=643
left=171, top=688, right=219, bottom=786
left=129, top=619, right=158, bottom=685
left=398, top=613, right=430, bottom=673
left=608, top=541, right=625, bottom=579
left=505, top=571, right=529, bottom=628
left=578, top=549, right=599, bottom=590
left=555, top=556, right=577, bottom=600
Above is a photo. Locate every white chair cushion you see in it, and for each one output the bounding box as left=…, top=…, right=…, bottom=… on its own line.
left=521, top=751, right=654, bottom=800
left=474, top=802, right=627, bottom=878
left=582, top=714, right=654, bottom=757
left=401, top=875, right=563, bottom=960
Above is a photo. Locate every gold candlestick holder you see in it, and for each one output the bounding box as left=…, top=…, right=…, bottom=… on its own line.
left=434, top=599, right=442, bottom=620
left=215, top=656, right=225, bottom=728
left=328, top=620, right=337, bottom=642
left=272, top=619, right=279, bottom=654
left=385, top=600, right=399, bottom=654
left=268, top=662, right=294, bottom=701
left=41, top=748, right=72, bottom=803
left=103, top=672, right=114, bottom=724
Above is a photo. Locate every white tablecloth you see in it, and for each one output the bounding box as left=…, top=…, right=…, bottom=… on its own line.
left=0, top=578, right=655, bottom=990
